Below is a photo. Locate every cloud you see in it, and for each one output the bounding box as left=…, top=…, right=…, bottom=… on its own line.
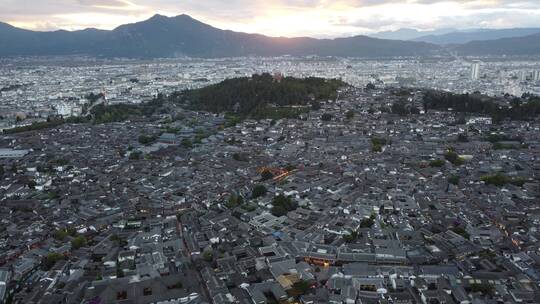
left=1, top=0, right=540, bottom=36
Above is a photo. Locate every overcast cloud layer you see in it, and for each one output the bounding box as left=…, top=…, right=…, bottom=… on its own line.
left=2, top=0, right=540, bottom=37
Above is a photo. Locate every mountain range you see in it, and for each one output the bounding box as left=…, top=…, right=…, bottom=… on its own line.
left=0, top=14, right=539, bottom=58
left=370, top=28, right=456, bottom=41
left=369, top=27, right=540, bottom=45
left=412, top=28, right=540, bottom=44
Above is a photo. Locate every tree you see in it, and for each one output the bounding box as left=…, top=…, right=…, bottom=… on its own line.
left=232, top=153, right=249, bottom=162
left=481, top=173, right=525, bottom=187
left=371, top=136, right=388, bottom=153
left=138, top=134, right=156, bottom=145
left=0, top=164, right=3, bottom=177
left=429, top=159, right=445, bottom=168
left=422, top=90, right=540, bottom=122
left=343, top=230, right=359, bottom=243
left=371, top=137, right=388, bottom=146
left=129, top=151, right=142, bottom=160
left=452, top=226, right=470, bottom=239
left=43, top=253, right=64, bottom=270
left=271, top=194, right=298, bottom=217
left=71, top=236, right=87, bottom=250
left=177, top=74, right=344, bottom=117
left=225, top=194, right=244, bottom=209
left=321, top=113, right=333, bottom=121
left=203, top=250, right=213, bottom=262
left=444, top=149, right=464, bottom=166
left=53, top=228, right=74, bottom=241
left=392, top=101, right=409, bottom=116
left=360, top=217, right=375, bottom=228
left=91, top=97, right=163, bottom=124
left=181, top=138, right=192, bottom=148
left=448, top=175, right=460, bottom=185
left=345, top=110, right=355, bottom=120
left=366, top=83, right=376, bottom=90
left=252, top=185, right=268, bottom=199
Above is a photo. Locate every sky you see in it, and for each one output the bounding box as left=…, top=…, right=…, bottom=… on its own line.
left=2, top=0, right=540, bottom=37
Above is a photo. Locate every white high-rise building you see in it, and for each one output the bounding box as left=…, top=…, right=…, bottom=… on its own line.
left=519, top=70, right=527, bottom=82
left=471, top=62, right=480, bottom=80
left=534, top=70, right=540, bottom=82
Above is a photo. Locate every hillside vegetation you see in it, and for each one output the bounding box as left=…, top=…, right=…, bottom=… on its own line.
left=173, top=73, right=345, bottom=118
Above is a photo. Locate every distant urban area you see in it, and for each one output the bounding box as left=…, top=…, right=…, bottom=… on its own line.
left=0, top=55, right=540, bottom=304
left=1, top=56, right=540, bottom=126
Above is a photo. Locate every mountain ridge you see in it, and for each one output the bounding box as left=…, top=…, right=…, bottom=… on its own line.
left=0, top=14, right=539, bottom=58
left=454, top=32, right=540, bottom=55
left=413, top=27, right=540, bottom=44
left=0, top=14, right=440, bottom=58
left=370, top=28, right=456, bottom=41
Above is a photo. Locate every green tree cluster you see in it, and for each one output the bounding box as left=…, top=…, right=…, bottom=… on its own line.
left=343, top=230, right=359, bottom=243
left=91, top=96, right=163, bottom=124
left=391, top=100, right=420, bottom=116
left=138, top=134, right=157, bottom=145
left=42, top=253, right=65, bottom=270
left=225, top=194, right=244, bottom=209
left=452, top=226, right=470, bottom=239
left=371, top=136, right=389, bottom=153
left=448, top=175, right=460, bottom=185
left=3, top=118, right=66, bottom=134
left=71, top=236, right=87, bottom=250
left=444, top=149, right=464, bottom=166
left=481, top=173, right=526, bottom=187
left=176, top=74, right=344, bottom=117
left=271, top=194, right=298, bottom=217
left=129, top=151, right=143, bottom=160
left=360, top=215, right=376, bottom=228
left=181, top=138, right=192, bottom=148
left=422, top=90, right=540, bottom=123
left=53, top=228, right=77, bottom=241
left=252, top=185, right=268, bottom=199
left=321, top=113, right=333, bottom=121
left=232, top=153, right=249, bottom=162
left=430, top=159, right=445, bottom=168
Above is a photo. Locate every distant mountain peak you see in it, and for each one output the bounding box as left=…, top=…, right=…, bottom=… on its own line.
left=174, top=14, right=194, bottom=19
left=145, top=14, right=172, bottom=24
left=149, top=13, right=168, bottom=20
left=147, top=14, right=195, bottom=22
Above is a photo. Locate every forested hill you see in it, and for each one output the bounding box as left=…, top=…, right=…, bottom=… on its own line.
left=172, top=74, right=345, bottom=117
